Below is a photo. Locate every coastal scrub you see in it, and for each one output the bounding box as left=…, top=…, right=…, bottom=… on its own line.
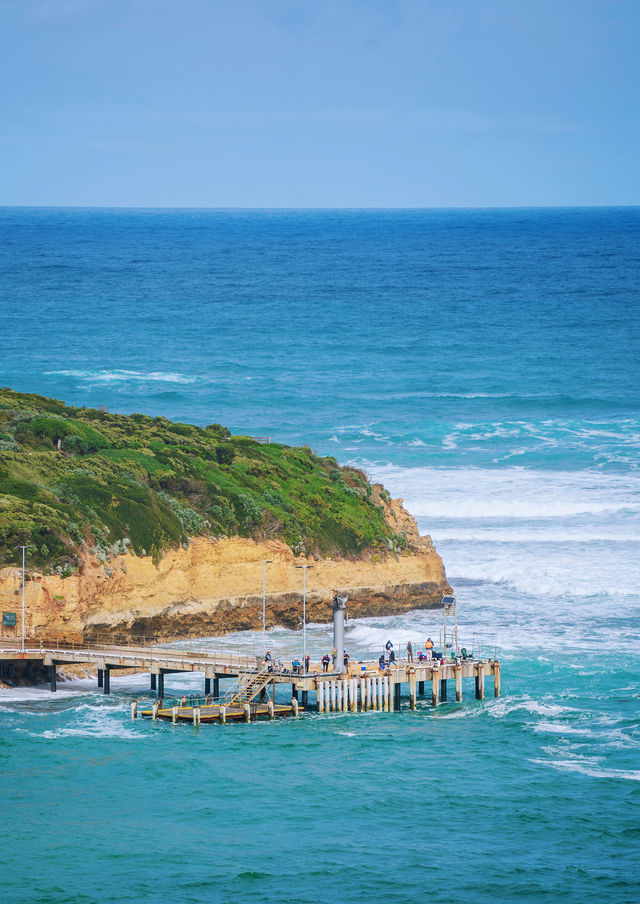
left=0, top=389, right=402, bottom=572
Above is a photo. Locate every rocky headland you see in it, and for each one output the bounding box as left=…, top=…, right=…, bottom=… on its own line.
left=0, top=389, right=450, bottom=642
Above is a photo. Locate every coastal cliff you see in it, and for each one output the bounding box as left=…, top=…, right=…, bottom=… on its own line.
left=0, top=498, right=450, bottom=641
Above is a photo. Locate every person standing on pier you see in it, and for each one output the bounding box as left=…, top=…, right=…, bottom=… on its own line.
left=343, top=650, right=350, bottom=673
left=304, top=654, right=310, bottom=673
left=322, top=653, right=330, bottom=672
left=407, top=640, right=413, bottom=662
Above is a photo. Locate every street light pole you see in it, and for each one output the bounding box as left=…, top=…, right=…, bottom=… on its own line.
left=19, top=545, right=28, bottom=652
left=262, top=559, right=272, bottom=655
left=295, top=564, right=314, bottom=671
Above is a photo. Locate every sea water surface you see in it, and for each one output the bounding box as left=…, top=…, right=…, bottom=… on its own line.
left=1, top=208, right=639, bottom=904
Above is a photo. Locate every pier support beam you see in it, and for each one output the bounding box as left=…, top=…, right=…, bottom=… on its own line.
left=150, top=672, right=156, bottom=691
left=418, top=680, right=424, bottom=696
left=455, top=667, right=462, bottom=702
left=50, top=664, right=57, bottom=693
left=157, top=672, right=164, bottom=698
left=103, top=667, right=111, bottom=694
left=213, top=677, right=220, bottom=699
left=440, top=678, right=447, bottom=702
left=475, top=665, right=485, bottom=701
left=431, top=669, right=439, bottom=706
left=409, top=670, right=417, bottom=710
left=493, top=662, right=501, bottom=697
left=204, top=677, right=211, bottom=696
left=292, top=686, right=298, bottom=702
left=318, top=681, right=325, bottom=713
left=394, top=681, right=401, bottom=711
left=98, top=668, right=104, bottom=688
left=301, top=690, right=308, bottom=709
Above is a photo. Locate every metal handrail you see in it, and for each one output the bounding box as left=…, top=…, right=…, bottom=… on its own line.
left=223, top=665, right=272, bottom=705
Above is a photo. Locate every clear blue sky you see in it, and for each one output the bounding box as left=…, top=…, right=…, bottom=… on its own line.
left=1, top=0, right=639, bottom=207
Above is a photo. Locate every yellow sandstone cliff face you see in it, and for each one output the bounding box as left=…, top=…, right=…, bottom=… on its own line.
left=0, top=500, right=450, bottom=642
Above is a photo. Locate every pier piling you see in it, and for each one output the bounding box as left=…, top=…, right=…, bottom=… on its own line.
left=409, top=670, right=417, bottom=710
left=131, top=701, right=138, bottom=720
left=98, top=668, right=104, bottom=688
left=103, top=668, right=111, bottom=694
left=149, top=672, right=155, bottom=691
left=475, top=664, right=485, bottom=700
left=431, top=669, right=439, bottom=706
left=440, top=678, right=448, bottom=702
left=455, top=666, right=462, bottom=702
left=493, top=662, right=501, bottom=697
left=50, top=664, right=57, bottom=693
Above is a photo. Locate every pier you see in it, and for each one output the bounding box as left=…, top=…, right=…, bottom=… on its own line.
left=0, top=635, right=501, bottom=721
left=0, top=595, right=500, bottom=722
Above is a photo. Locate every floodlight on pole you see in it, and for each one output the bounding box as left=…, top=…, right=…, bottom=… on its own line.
left=295, top=564, right=314, bottom=671
left=262, top=560, right=273, bottom=655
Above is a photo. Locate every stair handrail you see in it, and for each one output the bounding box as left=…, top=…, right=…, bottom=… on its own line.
left=223, top=664, right=273, bottom=707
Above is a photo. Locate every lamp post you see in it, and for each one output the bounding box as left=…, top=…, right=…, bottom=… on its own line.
left=262, top=560, right=272, bottom=655
left=295, top=564, right=314, bottom=671
left=18, top=545, right=30, bottom=652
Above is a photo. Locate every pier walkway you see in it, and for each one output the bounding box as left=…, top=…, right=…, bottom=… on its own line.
left=0, top=636, right=501, bottom=718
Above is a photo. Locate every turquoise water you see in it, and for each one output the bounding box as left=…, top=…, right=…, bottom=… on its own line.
left=1, top=208, right=639, bottom=903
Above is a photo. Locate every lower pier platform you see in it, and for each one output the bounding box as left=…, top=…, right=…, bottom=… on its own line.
left=140, top=702, right=297, bottom=723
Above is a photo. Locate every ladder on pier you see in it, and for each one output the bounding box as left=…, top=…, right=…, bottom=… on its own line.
left=224, top=666, right=273, bottom=707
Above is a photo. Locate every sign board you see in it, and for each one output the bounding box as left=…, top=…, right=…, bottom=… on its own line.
left=3, top=612, right=17, bottom=627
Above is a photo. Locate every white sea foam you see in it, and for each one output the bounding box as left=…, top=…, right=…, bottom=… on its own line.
left=362, top=463, right=640, bottom=604
left=370, top=465, right=640, bottom=520
left=45, top=369, right=198, bottom=384
left=531, top=758, right=640, bottom=781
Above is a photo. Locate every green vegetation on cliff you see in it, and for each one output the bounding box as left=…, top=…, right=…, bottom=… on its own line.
left=0, top=389, right=404, bottom=572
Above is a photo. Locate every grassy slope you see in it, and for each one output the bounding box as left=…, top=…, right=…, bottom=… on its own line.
left=0, top=389, right=408, bottom=574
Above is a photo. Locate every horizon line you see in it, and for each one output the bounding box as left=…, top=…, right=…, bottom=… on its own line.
left=1, top=203, right=638, bottom=212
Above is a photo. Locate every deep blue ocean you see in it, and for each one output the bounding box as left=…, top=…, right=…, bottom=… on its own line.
left=1, top=208, right=639, bottom=904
